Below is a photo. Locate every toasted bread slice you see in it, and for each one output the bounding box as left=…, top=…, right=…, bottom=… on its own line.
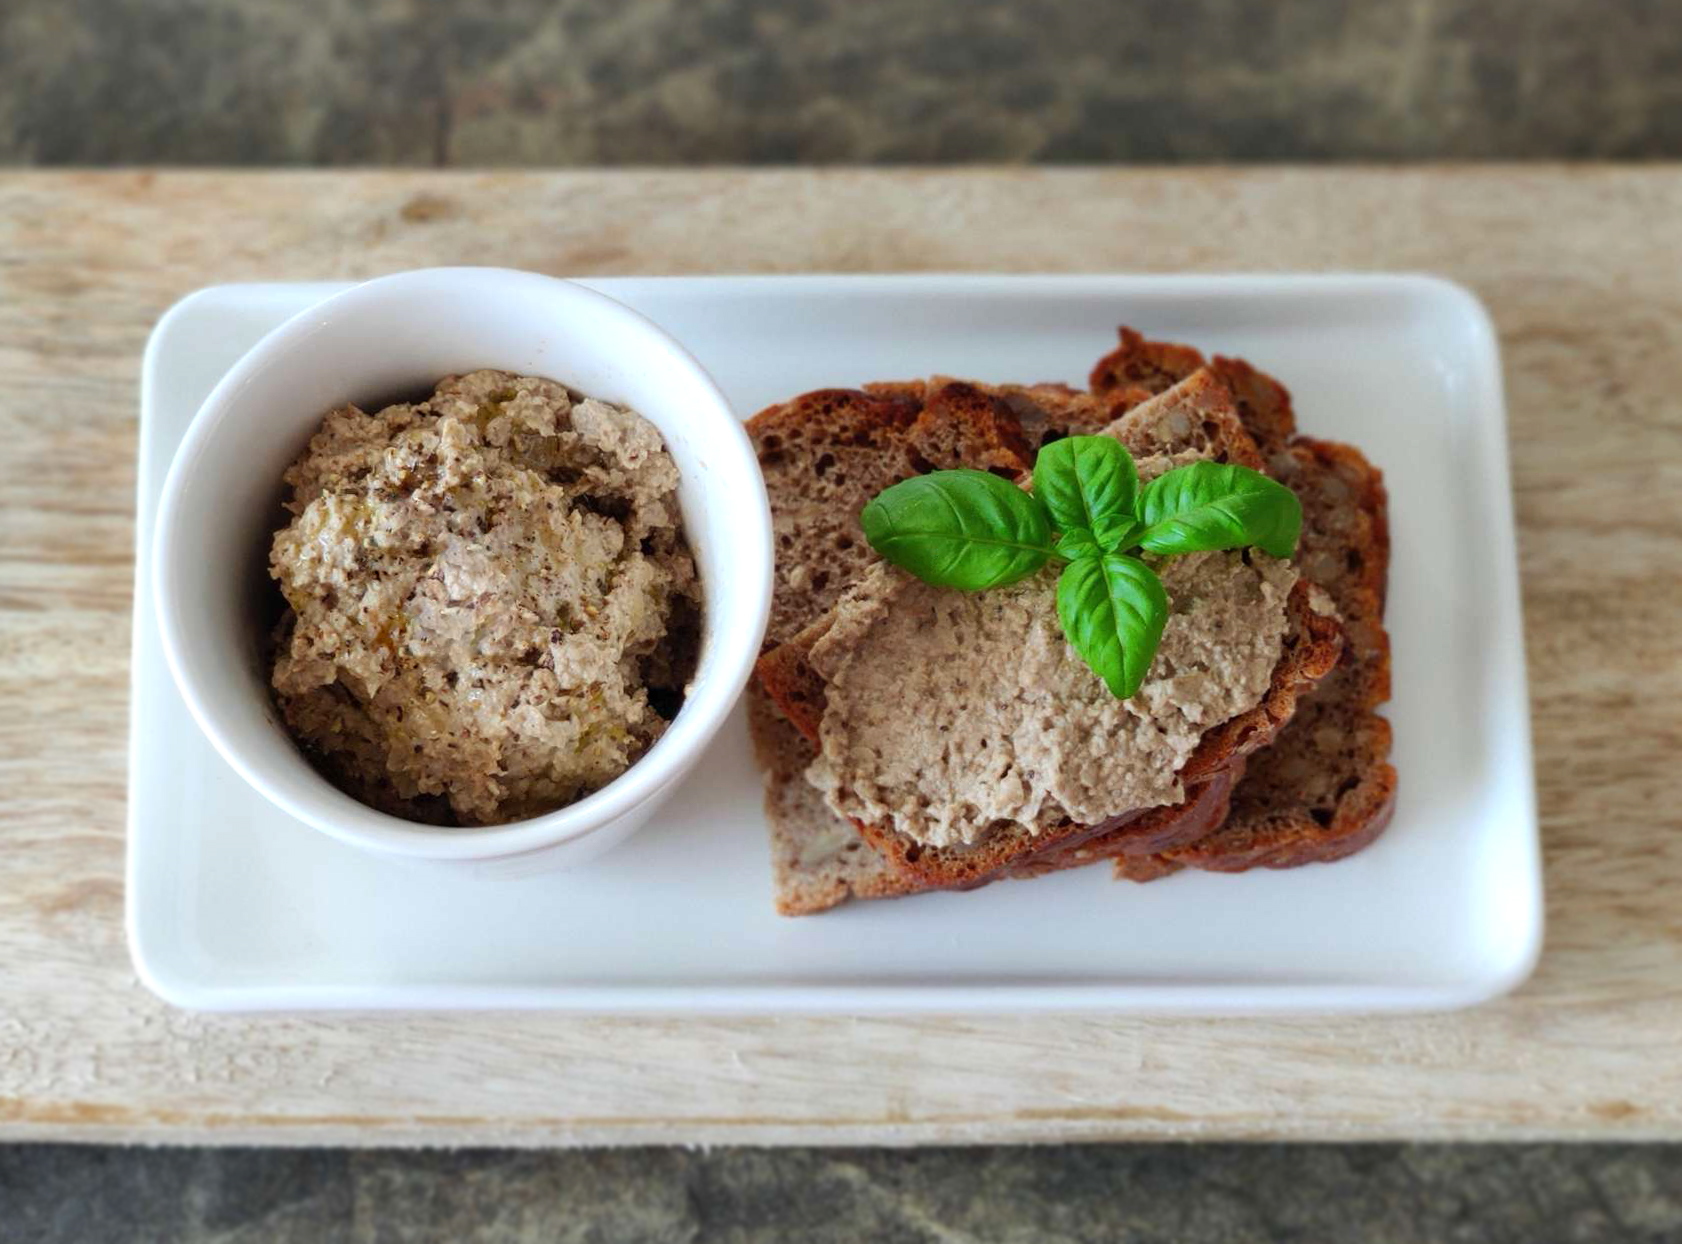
left=748, top=375, right=1310, bottom=911
left=751, top=388, right=918, bottom=654
left=1115, top=438, right=1396, bottom=878
left=755, top=371, right=1342, bottom=891
left=750, top=382, right=1034, bottom=652
left=1089, top=326, right=1297, bottom=455
left=1088, top=334, right=1397, bottom=880
left=749, top=364, right=1355, bottom=906
left=747, top=379, right=1057, bottom=910
left=1103, top=368, right=1268, bottom=471
left=989, top=382, right=1121, bottom=449
left=746, top=380, right=1039, bottom=913
left=749, top=685, right=924, bottom=914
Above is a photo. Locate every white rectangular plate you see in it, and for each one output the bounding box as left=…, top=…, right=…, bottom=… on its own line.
left=128, top=274, right=1541, bottom=1013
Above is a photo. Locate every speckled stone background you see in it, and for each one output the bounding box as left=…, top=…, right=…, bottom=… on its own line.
left=3, top=0, right=1682, bottom=165
left=6, top=1143, right=1682, bottom=1242
left=6, top=0, right=1682, bottom=1237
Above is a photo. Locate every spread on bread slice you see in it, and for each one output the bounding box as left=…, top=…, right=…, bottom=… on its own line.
left=748, top=331, right=1394, bottom=912
left=1086, top=330, right=1398, bottom=880
left=1114, top=436, right=1396, bottom=877
left=748, top=375, right=1309, bottom=912
left=759, top=568, right=1339, bottom=890
left=753, top=372, right=1341, bottom=896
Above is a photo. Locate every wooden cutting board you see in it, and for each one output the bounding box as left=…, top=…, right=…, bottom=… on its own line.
left=1, top=168, right=1678, bottom=1145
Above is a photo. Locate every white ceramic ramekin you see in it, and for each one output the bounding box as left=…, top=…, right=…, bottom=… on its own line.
left=153, top=267, right=771, bottom=871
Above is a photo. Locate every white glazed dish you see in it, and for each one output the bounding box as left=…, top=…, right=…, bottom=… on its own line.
left=128, top=274, right=1542, bottom=1014
left=150, top=268, right=772, bottom=871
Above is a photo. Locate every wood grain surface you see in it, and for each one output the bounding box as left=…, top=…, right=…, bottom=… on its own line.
left=1, top=168, right=1678, bottom=1146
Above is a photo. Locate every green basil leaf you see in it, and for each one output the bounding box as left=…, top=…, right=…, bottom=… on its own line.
left=1093, top=515, right=1144, bottom=553
left=1136, top=462, right=1303, bottom=560
left=1055, top=553, right=1169, bottom=700
left=1032, top=435, right=1140, bottom=540
left=1055, top=528, right=1101, bottom=562
left=861, top=469, right=1054, bottom=591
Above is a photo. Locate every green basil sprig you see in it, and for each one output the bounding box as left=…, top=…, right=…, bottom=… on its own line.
left=856, top=468, right=1051, bottom=590
left=1137, top=461, right=1301, bottom=560
left=859, top=436, right=1302, bottom=699
left=1056, top=552, right=1168, bottom=700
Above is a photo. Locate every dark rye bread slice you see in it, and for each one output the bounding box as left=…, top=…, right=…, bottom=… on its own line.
left=755, top=372, right=1342, bottom=891
left=748, top=685, right=923, bottom=913
left=753, top=378, right=1159, bottom=913
left=746, top=380, right=1038, bottom=914
left=750, top=382, right=1033, bottom=652
left=1086, top=331, right=1398, bottom=878
left=1115, top=438, right=1396, bottom=878
left=989, top=382, right=1120, bottom=449
left=1091, top=326, right=1298, bottom=455
left=749, top=374, right=1298, bottom=911
left=757, top=577, right=1340, bottom=890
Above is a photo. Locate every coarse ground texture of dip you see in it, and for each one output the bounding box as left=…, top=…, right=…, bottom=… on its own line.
left=269, top=370, right=700, bottom=826
left=805, top=456, right=1297, bottom=849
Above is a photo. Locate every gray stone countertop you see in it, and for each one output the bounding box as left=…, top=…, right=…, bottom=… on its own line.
left=6, top=1143, right=1682, bottom=1243
left=3, top=0, right=1680, bottom=166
